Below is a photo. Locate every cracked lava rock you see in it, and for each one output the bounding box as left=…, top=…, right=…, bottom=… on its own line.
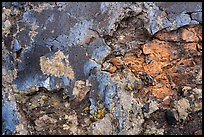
left=2, top=2, right=202, bottom=135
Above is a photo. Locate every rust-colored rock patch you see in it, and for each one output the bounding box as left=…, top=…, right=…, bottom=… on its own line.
left=106, top=25, right=202, bottom=99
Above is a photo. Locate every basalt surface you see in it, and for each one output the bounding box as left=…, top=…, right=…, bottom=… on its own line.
left=2, top=2, right=202, bottom=135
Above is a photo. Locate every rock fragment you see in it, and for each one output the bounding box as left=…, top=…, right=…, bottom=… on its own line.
left=72, top=80, right=91, bottom=101
left=143, top=100, right=159, bottom=118
left=176, top=98, right=191, bottom=120
left=91, top=114, right=114, bottom=135
left=165, top=110, right=177, bottom=125
left=181, top=27, right=199, bottom=42
left=2, top=2, right=202, bottom=135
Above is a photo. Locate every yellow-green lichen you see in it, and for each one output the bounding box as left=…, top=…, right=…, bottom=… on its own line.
left=125, top=83, right=134, bottom=91
left=83, top=107, right=90, bottom=111
left=92, top=108, right=106, bottom=119
left=97, top=108, right=105, bottom=119
left=52, top=101, right=60, bottom=107
left=194, top=103, right=202, bottom=111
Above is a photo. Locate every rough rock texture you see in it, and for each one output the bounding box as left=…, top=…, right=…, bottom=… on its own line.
left=2, top=2, right=202, bottom=135
left=40, top=51, right=75, bottom=79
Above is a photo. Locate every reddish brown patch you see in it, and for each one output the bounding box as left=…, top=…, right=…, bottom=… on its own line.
left=123, top=56, right=144, bottom=73
left=143, top=61, right=163, bottom=77
left=108, top=66, right=117, bottom=73
left=151, top=85, right=173, bottom=99
left=154, top=28, right=179, bottom=42
left=107, top=25, right=202, bottom=99
left=109, top=57, right=123, bottom=68
left=134, top=48, right=143, bottom=58
left=181, top=27, right=199, bottom=42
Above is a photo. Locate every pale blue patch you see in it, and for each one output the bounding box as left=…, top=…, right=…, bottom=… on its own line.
left=23, top=10, right=36, bottom=26
left=96, top=72, right=110, bottom=99
left=89, top=98, right=97, bottom=114
left=56, top=2, right=66, bottom=7
left=13, top=74, right=47, bottom=91
left=13, top=39, right=21, bottom=52
left=162, top=19, right=171, bottom=28
left=2, top=94, right=19, bottom=134
left=115, top=104, right=123, bottom=130
left=49, top=76, right=56, bottom=89
left=96, top=71, right=116, bottom=109
left=56, top=34, right=69, bottom=45
left=104, top=83, right=116, bottom=109
left=100, top=2, right=109, bottom=14
left=48, top=14, right=54, bottom=22
left=68, top=19, right=93, bottom=46
left=2, top=67, right=7, bottom=75
left=125, top=111, right=129, bottom=117
left=91, top=43, right=111, bottom=64
left=191, top=12, right=202, bottom=23
left=83, top=59, right=101, bottom=77
left=62, top=76, right=70, bottom=86
left=4, top=53, right=14, bottom=71
left=42, top=77, right=50, bottom=89
left=174, top=13, right=191, bottom=28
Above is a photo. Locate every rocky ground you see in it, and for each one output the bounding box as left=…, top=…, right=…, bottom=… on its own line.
left=2, top=2, right=202, bottom=135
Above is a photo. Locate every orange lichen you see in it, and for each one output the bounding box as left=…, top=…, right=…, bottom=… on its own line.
left=143, top=61, right=163, bottom=77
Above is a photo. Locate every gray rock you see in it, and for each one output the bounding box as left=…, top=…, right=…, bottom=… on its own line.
left=155, top=2, right=202, bottom=15
left=87, top=38, right=111, bottom=64
left=91, top=114, right=114, bottom=135
left=83, top=59, right=101, bottom=77
left=191, top=12, right=202, bottom=23
left=144, top=100, right=159, bottom=118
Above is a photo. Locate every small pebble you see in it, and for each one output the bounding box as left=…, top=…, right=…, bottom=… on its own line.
left=142, top=103, right=149, bottom=113
left=13, top=39, right=21, bottom=52
left=165, top=110, right=177, bottom=125
left=144, top=55, right=151, bottom=64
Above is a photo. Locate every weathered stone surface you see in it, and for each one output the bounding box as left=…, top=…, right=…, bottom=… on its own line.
left=2, top=2, right=202, bottom=135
